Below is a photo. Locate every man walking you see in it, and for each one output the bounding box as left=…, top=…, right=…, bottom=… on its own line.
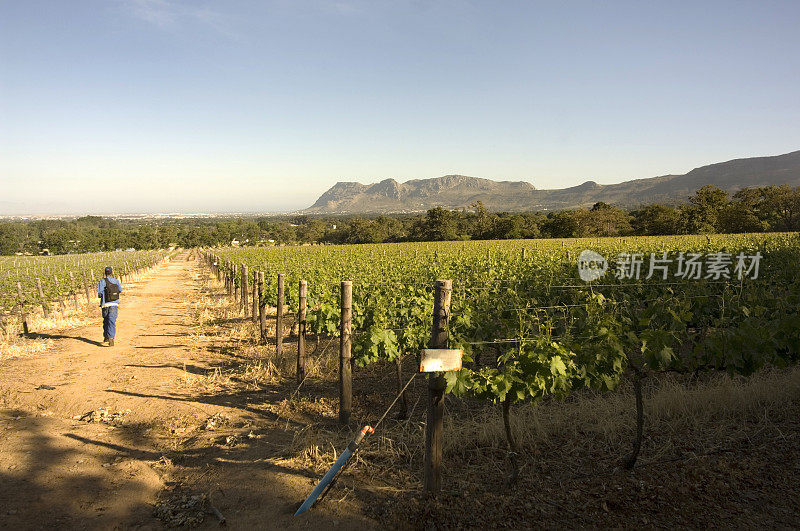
left=97, top=266, right=123, bottom=346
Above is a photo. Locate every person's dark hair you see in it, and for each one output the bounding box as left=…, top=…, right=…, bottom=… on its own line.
left=104, top=266, right=113, bottom=276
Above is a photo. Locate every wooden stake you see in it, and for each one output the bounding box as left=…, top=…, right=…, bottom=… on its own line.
left=276, top=273, right=284, bottom=359
left=69, top=272, right=79, bottom=310
left=36, top=278, right=50, bottom=318
left=252, top=270, right=259, bottom=324
left=339, top=281, right=352, bottom=425
left=297, top=280, right=307, bottom=385
left=258, top=272, right=266, bottom=342
left=241, top=265, right=249, bottom=317
left=82, top=272, right=91, bottom=305
left=424, top=279, right=452, bottom=495
left=233, top=264, right=239, bottom=304
left=16, top=282, right=29, bottom=336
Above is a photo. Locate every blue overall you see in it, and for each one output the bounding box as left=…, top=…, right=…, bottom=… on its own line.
left=97, top=277, right=123, bottom=339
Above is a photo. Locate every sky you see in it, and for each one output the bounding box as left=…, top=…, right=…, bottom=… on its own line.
left=1, top=0, right=799, bottom=215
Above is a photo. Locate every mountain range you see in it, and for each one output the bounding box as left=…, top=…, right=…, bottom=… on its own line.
left=303, top=150, right=800, bottom=214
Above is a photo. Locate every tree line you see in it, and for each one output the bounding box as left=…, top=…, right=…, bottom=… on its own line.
left=0, top=185, right=798, bottom=255
left=306, top=184, right=800, bottom=244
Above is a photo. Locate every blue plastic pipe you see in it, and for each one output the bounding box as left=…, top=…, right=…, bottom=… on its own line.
left=294, top=425, right=373, bottom=516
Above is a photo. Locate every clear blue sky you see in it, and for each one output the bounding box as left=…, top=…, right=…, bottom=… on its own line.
left=1, top=0, right=799, bottom=215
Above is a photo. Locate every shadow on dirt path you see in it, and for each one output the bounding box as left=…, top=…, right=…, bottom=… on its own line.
left=24, top=331, right=105, bottom=347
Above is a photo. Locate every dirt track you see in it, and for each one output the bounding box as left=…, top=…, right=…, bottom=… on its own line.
left=0, top=253, right=375, bottom=529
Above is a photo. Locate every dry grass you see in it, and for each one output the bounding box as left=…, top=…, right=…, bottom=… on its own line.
left=26, top=310, right=93, bottom=333
left=175, top=364, right=233, bottom=393
left=441, top=367, right=800, bottom=464
left=0, top=338, right=55, bottom=361
left=185, top=273, right=339, bottom=389
left=171, top=276, right=286, bottom=396
left=0, top=302, right=97, bottom=360
left=1, top=304, right=93, bottom=336
left=277, top=364, right=800, bottom=495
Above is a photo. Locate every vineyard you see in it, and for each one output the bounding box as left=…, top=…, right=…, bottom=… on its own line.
left=0, top=237, right=796, bottom=527
left=0, top=250, right=170, bottom=338
left=207, top=233, right=800, bottom=489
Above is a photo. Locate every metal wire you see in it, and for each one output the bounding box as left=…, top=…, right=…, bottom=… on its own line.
left=460, top=335, right=601, bottom=346
left=498, top=293, right=725, bottom=313
left=372, top=372, right=418, bottom=433
left=453, top=280, right=733, bottom=291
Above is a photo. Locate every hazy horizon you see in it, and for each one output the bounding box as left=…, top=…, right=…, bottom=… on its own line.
left=3, top=1, right=800, bottom=215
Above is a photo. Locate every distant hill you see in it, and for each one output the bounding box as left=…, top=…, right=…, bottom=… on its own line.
left=302, top=150, right=800, bottom=214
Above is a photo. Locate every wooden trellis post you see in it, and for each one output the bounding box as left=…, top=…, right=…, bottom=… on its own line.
left=16, top=282, right=29, bottom=336
left=54, top=275, right=65, bottom=316
left=241, top=265, right=249, bottom=317
left=276, top=273, right=284, bottom=359
left=36, top=278, right=50, bottom=318
left=339, top=281, right=352, bottom=425
left=297, top=280, right=307, bottom=384
left=233, top=264, right=239, bottom=304
left=82, top=272, right=91, bottom=305
left=258, top=272, right=267, bottom=342
left=424, top=279, right=452, bottom=494
left=252, top=270, right=259, bottom=324
left=70, top=272, right=79, bottom=310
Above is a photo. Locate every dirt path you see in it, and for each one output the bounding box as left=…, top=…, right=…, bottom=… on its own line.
left=0, top=253, right=375, bottom=529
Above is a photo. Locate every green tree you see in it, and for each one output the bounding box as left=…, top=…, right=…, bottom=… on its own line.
left=632, top=204, right=685, bottom=235
left=762, top=185, right=800, bottom=231
left=470, top=201, right=493, bottom=239
left=414, top=207, right=460, bottom=241
left=0, top=224, right=28, bottom=254
left=297, top=219, right=327, bottom=242
left=343, top=218, right=383, bottom=244
left=717, top=188, right=767, bottom=233
left=686, top=185, right=729, bottom=233
left=579, top=203, right=633, bottom=236
left=542, top=211, right=580, bottom=238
